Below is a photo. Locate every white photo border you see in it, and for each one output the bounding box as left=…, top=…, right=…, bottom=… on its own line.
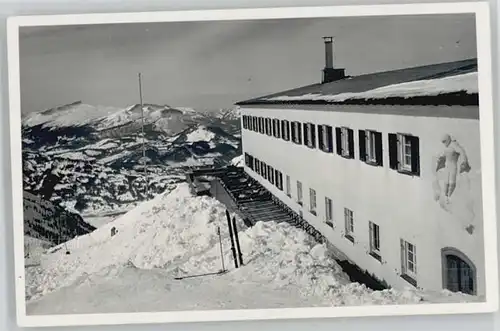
left=7, top=1, right=498, bottom=327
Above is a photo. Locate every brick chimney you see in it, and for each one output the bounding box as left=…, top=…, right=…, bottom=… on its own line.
left=322, top=37, right=346, bottom=84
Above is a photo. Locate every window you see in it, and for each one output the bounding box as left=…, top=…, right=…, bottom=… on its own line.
left=359, top=130, right=383, bottom=166
left=265, top=118, right=272, bottom=136
left=303, top=123, right=316, bottom=148
left=344, top=208, right=354, bottom=242
left=259, top=117, right=265, bottom=134
left=309, top=188, right=317, bottom=215
left=291, top=121, right=303, bottom=144
left=318, top=125, right=334, bottom=153
left=297, top=181, right=303, bottom=205
left=281, top=120, right=290, bottom=141
left=285, top=175, right=291, bottom=197
left=325, top=197, right=333, bottom=227
left=275, top=170, right=283, bottom=190
left=389, top=133, right=420, bottom=176
left=401, top=239, right=417, bottom=286
left=336, top=127, right=354, bottom=158
left=261, top=162, right=267, bottom=179
left=272, top=119, right=281, bottom=138
left=252, top=117, right=258, bottom=131
left=369, top=222, right=381, bottom=261
left=268, top=165, right=274, bottom=184
left=244, top=153, right=255, bottom=170
left=255, top=159, right=261, bottom=174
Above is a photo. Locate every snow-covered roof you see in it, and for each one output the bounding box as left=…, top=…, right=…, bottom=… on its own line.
left=236, top=58, right=478, bottom=107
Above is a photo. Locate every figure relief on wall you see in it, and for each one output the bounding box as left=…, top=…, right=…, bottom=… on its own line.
left=432, top=134, right=475, bottom=235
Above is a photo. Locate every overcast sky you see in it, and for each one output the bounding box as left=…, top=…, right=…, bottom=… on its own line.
left=19, top=13, right=476, bottom=114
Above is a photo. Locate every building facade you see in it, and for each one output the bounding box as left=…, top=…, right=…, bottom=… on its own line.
left=236, top=44, right=484, bottom=296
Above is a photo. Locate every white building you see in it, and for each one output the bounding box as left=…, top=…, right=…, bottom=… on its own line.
left=236, top=38, right=483, bottom=296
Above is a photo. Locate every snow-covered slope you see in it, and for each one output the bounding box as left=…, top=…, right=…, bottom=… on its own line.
left=25, top=183, right=478, bottom=314
left=22, top=101, right=122, bottom=129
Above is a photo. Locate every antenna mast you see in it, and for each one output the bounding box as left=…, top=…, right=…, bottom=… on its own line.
left=138, top=73, right=148, bottom=199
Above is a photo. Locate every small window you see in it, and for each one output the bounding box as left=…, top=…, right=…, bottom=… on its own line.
left=285, top=175, right=291, bottom=197
left=259, top=117, right=265, bottom=134
left=336, top=127, right=354, bottom=158
left=272, top=119, right=281, bottom=138
left=325, top=197, right=333, bottom=228
left=303, top=123, right=316, bottom=148
left=265, top=118, right=272, bottom=136
left=261, top=162, right=267, bottom=179
left=369, top=222, right=381, bottom=261
left=297, top=181, right=303, bottom=205
left=274, top=170, right=283, bottom=190
left=291, top=121, right=303, bottom=144
left=359, top=130, right=383, bottom=166
left=268, top=165, right=274, bottom=184
left=344, top=208, right=354, bottom=242
left=318, top=125, right=334, bottom=153
left=309, top=188, right=317, bottom=215
left=255, top=159, right=261, bottom=174
left=244, top=153, right=250, bottom=166
left=389, top=133, right=420, bottom=176
left=248, top=155, right=255, bottom=170
left=253, top=117, right=258, bottom=131
left=281, top=120, right=290, bottom=141
left=401, top=239, right=417, bottom=286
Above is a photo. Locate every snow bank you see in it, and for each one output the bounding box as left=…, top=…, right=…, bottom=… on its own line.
left=266, top=72, right=478, bottom=102
left=26, top=183, right=241, bottom=300
left=26, top=183, right=478, bottom=313
left=186, top=125, right=216, bottom=143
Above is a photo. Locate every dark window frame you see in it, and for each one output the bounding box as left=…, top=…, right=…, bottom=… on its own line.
left=389, top=133, right=420, bottom=177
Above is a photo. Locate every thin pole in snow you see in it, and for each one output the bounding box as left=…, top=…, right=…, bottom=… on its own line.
left=217, top=226, right=225, bottom=272
left=138, top=72, right=148, bottom=199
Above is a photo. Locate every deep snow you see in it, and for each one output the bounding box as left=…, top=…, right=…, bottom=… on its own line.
left=25, top=183, right=479, bottom=315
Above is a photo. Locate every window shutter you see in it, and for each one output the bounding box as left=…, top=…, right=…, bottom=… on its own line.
left=348, top=129, right=355, bottom=158
left=410, top=136, right=420, bottom=176
left=375, top=132, right=383, bottom=166
left=335, top=128, right=342, bottom=155
left=400, top=239, right=406, bottom=273
left=311, top=124, right=316, bottom=148
left=389, top=133, right=399, bottom=170
left=303, top=123, right=309, bottom=146
left=297, top=123, right=302, bottom=144
left=369, top=222, right=373, bottom=249
left=327, top=126, right=334, bottom=152
left=318, top=125, right=324, bottom=150
left=359, top=130, right=366, bottom=162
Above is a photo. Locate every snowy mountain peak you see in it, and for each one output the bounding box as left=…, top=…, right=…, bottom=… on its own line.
left=22, top=102, right=123, bottom=129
